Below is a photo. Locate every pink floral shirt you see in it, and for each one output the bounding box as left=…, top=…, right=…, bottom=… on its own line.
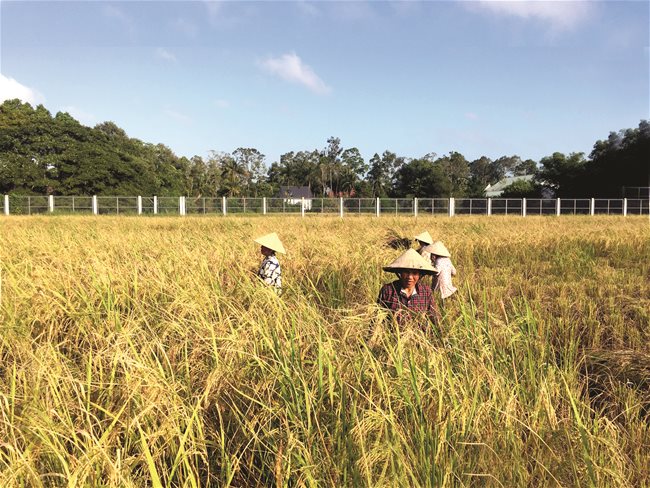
left=433, top=256, right=457, bottom=299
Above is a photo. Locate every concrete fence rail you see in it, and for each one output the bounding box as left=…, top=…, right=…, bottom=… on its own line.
left=1, top=195, right=649, bottom=217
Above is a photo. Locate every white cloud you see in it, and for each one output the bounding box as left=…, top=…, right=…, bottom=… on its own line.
left=260, top=52, right=331, bottom=95
left=331, top=1, right=376, bottom=22
left=156, top=48, right=177, bottom=62
left=102, top=4, right=135, bottom=34
left=59, top=105, right=96, bottom=126
left=467, top=1, right=595, bottom=30
left=465, top=112, right=479, bottom=121
left=164, top=108, right=193, bottom=125
left=0, top=74, right=44, bottom=105
left=204, top=0, right=223, bottom=19
left=214, top=99, right=230, bottom=109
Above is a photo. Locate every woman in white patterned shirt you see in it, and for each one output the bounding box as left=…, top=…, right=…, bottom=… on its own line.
left=414, top=230, right=434, bottom=263
left=254, top=232, right=285, bottom=291
left=424, top=241, right=457, bottom=299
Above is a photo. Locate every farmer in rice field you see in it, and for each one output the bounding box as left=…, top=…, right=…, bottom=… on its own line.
left=377, top=249, right=441, bottom=328
left=254, top=232, right=285, bottom=292
left=424, top=241, right=457, bottom=299
left=414, top=230, right=434, bottom=263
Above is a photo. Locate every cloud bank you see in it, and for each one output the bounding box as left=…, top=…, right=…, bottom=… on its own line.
left=0, top=74, right=43, bottom=105
left=156, top=48, right=177, bottom=62
left=260, top=52, right=331, bottom=95
left=468, top=1, right=594, bottom=30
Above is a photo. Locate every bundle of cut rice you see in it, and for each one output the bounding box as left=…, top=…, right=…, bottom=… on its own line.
left=583, top=349, right=650, bottom=391
left=385, top=229, right=411, bottom=250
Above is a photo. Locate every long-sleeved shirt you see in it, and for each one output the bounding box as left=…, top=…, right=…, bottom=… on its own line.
left=433, top=256, right=457, bottom=299
left=377, top=280, right=440, bottom=327
left=258, top=255, right=282, bottom=290
left=417, top=246, right=432, bottom=265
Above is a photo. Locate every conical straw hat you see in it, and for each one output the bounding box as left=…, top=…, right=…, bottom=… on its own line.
left=254, top=232, right=286, bottom=254
left=414, top=231, right=433, bottom=245
left=424, top=241, right=451, bottom=257
left=383, top=249, right=438, bottom=275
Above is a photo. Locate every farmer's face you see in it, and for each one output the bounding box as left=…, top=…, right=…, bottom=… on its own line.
left=399, top=270, right=421, bottom=289
left=261, top=246, right=273, bottom=256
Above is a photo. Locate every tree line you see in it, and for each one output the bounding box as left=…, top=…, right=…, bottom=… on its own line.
left=1, top=99, right=647, bottom=198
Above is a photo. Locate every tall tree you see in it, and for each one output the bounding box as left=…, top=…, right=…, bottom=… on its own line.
left=433, top=152, right=470, bottom=197
left=468, top=156, right=497, bottom=197
left=232, top=147, right=266, bottom=196
left=535, top=152, right=587, bottom=197
left=492, top=155, right=521, bottom=178
left=339, top=147, right=367, bottom=194
left=514, top=158, right=538, bottom=176
left=585, top=121, right=650, bottom=197
left=219, top=154, right=245, bottom=196
left=393, top=158, right=439, bottom=197
left=366, top=151, right=404, bottom=197
left=268, top=150, right=320, bottom=193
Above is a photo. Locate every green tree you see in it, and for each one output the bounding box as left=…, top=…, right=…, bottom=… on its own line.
left=219, top=154, right=245, bottom=196
left=586, top=121, right=650, bottom=197
left=393, top=158, right=439, bottom=197
left=232, top=147, right=266, bottom=196
left=468, top=156, right=498, bottom=197
left=268, top=150, right=320, bottom=194
left=493, top=155, right=521, bottom=177
left=433, top=151, right=470, bottom=197
left=514, top=158, right=538, bottom=176
left=367, top=151, right=404, bottom=197
left=339, top=147, right=366, bottom=194
left=536, top=152, right=587, bottom=197
left=500, top=179, right=540, bottom=198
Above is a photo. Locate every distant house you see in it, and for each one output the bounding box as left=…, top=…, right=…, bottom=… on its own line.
left=277, top=186, right=313, bottom=210
left=484, top=175, right=535, bottom=198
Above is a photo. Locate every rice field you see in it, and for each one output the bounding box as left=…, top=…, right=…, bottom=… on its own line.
left=0, top=215, right=648, bottom=487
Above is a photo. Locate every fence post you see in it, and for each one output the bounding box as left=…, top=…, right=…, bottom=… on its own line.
left=487, top=198, right=492, bottom=216
left=153, top=196, right=158, bottom=215
left=263, top=197, right=267, bottom=215
left=414, top=198, right=418, bottom=218
left=339, top=197, right=343, bottom=218
left=222, top=196, right=227, bottom=216
left=179, top=196, right=186, bottom=216
left=376, top=197, right=380, bottom=217
left=92, top=195, right=98, bottom=215
left=556, top=198, right=561, bottom=216
left=48, top=195, right=54, bottom=213
left=3, top=195, right=8, bottom=215
left=623, top=198, right=627, bottom=216
left=449, top=197, right=455, bottom=217
left=137, top=196, right=142, bottom=215
left=301, top=197, right=305, bottom=218
left=522, top=198, right=527, bottom=217
left=590, top=198, right=595, bottom=216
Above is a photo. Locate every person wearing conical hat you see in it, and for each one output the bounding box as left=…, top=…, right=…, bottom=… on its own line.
left=424, top=241, right=457, bottom=299
left=377, top=249, right=441, bottom=327
left=414, top=231, right=434, bottom=263
left=254, top=233, right=285, bottom=291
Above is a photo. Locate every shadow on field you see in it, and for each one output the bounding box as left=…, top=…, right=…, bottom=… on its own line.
left=581, top=349, right=650, bottom=420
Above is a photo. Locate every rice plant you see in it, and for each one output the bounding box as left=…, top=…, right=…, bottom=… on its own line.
left=0, top=215, right=648, bottom=487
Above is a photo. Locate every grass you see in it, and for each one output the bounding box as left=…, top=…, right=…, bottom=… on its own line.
left=0, top=215, right=648, bottom=487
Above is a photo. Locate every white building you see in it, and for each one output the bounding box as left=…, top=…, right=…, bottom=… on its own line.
left=484, top=175, right=535, bottom=197
left=277, top=186, right=313, bottom=211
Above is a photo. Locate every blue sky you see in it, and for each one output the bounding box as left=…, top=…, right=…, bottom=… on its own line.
left=1, top=1, right=648, bottom=167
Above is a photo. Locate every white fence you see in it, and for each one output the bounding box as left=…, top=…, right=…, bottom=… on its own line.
left=1, top=195, right=648, bottom=217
